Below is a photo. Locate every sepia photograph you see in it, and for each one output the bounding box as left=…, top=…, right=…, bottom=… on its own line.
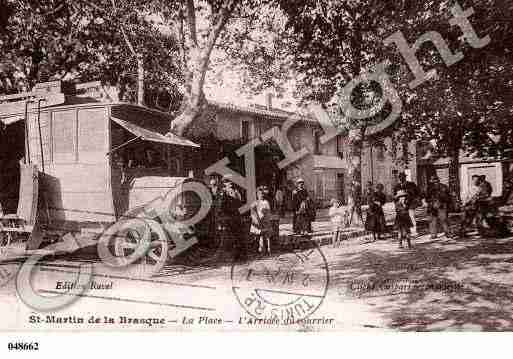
left=0, top=0, right=512, bottom=346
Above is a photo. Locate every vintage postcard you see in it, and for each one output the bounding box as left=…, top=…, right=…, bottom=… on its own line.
left=0, top=0, right=512, bottom=338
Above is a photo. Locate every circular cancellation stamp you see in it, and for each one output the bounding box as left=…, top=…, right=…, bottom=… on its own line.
left=231, top=242, right=329, bottom=322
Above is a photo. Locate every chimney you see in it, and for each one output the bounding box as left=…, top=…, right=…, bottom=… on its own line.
left=265, top=93, right=273, bottom=110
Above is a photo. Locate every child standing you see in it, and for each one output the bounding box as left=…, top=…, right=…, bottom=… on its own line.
left=365, top=196, right=385, bottom=242
left=250, top=186, right=272, bottom=256
left=395, top=190, right=413, bottom=249
left=329, top=199, right=344, bottom=247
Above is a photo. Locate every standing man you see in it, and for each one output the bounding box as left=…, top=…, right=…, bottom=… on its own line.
left=393, top=172, right=421, bottom=236
left=425, top=175, right=453, bottom=239
left=291, top=178, right=312, bottom=234
left=205, top=175, right=221, bottom=246
left=218, top=175, right=245, bottom=261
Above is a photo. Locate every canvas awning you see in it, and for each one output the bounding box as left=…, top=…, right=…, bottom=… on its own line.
left=110, top=116, right=199, bottom=148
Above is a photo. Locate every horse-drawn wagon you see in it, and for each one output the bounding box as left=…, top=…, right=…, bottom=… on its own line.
left=0, top=82, right=208, bottom=274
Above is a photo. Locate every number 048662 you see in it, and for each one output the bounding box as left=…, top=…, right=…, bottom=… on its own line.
left=8, top=342, right=39, bottom=351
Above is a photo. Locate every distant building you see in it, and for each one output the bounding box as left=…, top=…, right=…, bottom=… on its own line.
left=417, top=147, right=513, bottom=201
left=205, top=98, right=416, bottom=206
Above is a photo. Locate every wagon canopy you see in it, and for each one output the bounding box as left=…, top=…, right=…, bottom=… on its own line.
left=110, top=116, right=199, bottom=148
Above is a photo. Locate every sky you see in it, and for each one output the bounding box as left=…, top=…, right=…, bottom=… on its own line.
left=150, top=7, right=298, bottom=112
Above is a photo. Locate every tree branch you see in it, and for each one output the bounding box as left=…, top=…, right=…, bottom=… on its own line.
left=185, top=0, right=198, bottom=46
left=177, top=5, right=187, bottom=70
left=79, top=0, right=105, bottom=13
left=201, top=0, right=237, bottom=69
left=110, top=0, right=137, bottom=57
left=42, top=0, right=65, bottom=17
left=176, top=4, right=192, bottom=95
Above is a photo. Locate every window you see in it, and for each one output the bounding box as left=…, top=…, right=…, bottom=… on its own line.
left=313, top=130, right=322, bottom=155
left=52, top=110, right=77, bottom=163
left=254, top=121, right=263, bottom=138
left=291, top=130, right=301, bottom=151
left=376, top=144, right=385, bottom=162
left=78, top=108, right=106, bottom=163
left=241, top=120, right=250, bottom=142
left=336, top=135, right=344, bottom=158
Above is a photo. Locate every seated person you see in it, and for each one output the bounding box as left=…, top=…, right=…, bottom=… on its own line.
left=460, top=175, right=492, bottom=236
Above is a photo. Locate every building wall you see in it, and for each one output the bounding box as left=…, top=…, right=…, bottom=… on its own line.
left=215, top=112, right=251, bottom=141
left=215, top=111, right=282, bottom=142
left=213, top=108, right=418, bottom=206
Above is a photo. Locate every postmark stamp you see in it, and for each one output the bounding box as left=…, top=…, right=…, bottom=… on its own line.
left=231, top=240, right=329, bottom=322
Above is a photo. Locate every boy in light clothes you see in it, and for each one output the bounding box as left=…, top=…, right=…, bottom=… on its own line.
left=329, top=199, right=348, bottom=247
left=250, top=186, right=273, bottom=256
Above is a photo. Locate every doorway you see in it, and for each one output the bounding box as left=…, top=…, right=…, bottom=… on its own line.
left=336, top=173, right=345, bottom=204
left=0, top=121, right=25, bottom=213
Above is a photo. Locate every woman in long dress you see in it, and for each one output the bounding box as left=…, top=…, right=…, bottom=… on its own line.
left=365, top=183, right=387, bottom=241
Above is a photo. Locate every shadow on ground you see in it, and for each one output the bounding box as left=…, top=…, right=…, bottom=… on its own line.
left=328, top=233, right=513, bottom=331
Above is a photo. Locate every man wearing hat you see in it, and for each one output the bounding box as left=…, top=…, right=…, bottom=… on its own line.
left=221, top=174, right=242, bottom=200
left=218, top=174, right=245, bottom=261
left=395, top=189, right=413, bottom=248
left=425, top=175, right=453, bottom=239
left=291, top=178, right=313, bottom=234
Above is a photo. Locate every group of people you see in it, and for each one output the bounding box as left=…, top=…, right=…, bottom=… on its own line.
left=206, top=175, right=314, bottom=261
left=328, top=171, right=500, bottom=250
left=248, top=178, right=316, bottom=256
left=204, top=170, right=502, bottom=261
left=328, top=174, right=418, bottom=248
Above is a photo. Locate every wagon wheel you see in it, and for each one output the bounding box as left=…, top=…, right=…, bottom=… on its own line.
left=113, top=218, right=169, bottom=277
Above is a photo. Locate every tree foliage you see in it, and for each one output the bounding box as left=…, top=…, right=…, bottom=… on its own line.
left=0, top=0, right=181, bottom=110
left=277, top=0, right=513, bottom=153
left=169, top=0, right=254, bottom=138
left=271, top=0, right=512, bottom=196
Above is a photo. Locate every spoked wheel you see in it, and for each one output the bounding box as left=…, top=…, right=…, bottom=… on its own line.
left=113, top=218, right=169, bottom=277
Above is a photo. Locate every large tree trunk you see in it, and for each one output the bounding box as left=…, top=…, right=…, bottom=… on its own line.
left=171, top=0, right=237, bottom=138
left=448, top=147, right=461, bottom=204
left=347, top=127, right=365, bottom=227
left=171, top=72, right=208, bottom=138
left=136, top=53, right=144, bottom=106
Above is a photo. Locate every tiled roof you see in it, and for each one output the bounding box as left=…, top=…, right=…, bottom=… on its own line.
left=208, top=100, right=316, bottom=122
left=426, top=151, right=510, bottom=165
